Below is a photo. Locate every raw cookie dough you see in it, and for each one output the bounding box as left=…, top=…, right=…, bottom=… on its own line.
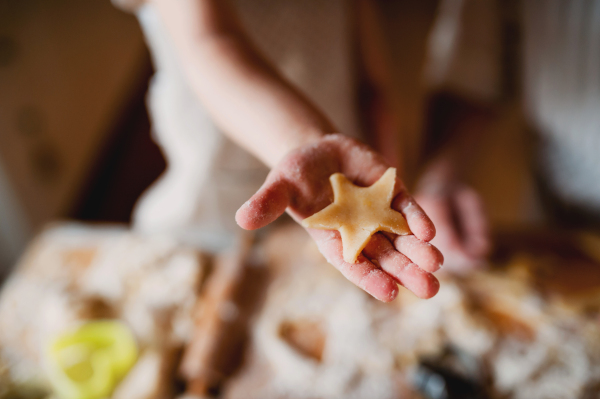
left=302, top=167, right=410, bottom=263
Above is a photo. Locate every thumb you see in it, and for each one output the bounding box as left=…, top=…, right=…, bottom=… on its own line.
left=235, top=176, right=290, bottom=230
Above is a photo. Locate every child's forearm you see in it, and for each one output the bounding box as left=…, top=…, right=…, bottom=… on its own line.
left=151, top=0, right=335, bottom=167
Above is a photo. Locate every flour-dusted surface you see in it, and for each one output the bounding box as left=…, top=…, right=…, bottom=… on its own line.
left=0, top=223, right=204, bottom=398
left=2, top=223, right=600, bottom=398
left=223, top=224, right=600, bottom=399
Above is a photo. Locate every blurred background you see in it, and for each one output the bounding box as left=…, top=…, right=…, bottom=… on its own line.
left=2, top=1, right=600, bottom=399
left=0, top=0, right=164, bottom=274
left=0, top=0, right=535, bottom=274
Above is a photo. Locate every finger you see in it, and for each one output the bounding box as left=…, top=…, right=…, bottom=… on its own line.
left=363, top=234, right=439, bottom=299
left=393, top=234, right=444, bottom=273
left=417, top=195, right=476, bottom=266
left=235, top=176, right=290, bottom=230
left=454, top=187, right=491, bottom=258
left=309, top=229, right=399, bottom=302
left=393, top=188, right=436, bottom=242
left=417, top=195, right=465, bottom=251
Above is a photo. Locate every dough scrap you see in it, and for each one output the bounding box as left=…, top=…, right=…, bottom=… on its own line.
left=302, top=167, right=410, bottom=263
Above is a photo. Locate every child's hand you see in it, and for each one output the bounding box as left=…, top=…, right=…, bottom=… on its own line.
left=236, top=134, right=443, bottom=301
left=415, top=181, right=490, bottom=273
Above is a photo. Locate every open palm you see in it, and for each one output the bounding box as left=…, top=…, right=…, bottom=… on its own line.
left=236, top=134, right=443, bottom=301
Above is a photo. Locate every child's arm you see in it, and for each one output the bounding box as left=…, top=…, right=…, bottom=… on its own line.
left=151, top=0, right=331, bottom=167
left=151, top=0, right=443, bottom=301
left=415, top=94, right=493, bottom=272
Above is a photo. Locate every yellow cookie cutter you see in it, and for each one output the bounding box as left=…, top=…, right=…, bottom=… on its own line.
left=45, top=320, right=138, bottom=399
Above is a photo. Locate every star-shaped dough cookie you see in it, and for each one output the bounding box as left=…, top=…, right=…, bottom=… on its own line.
left=302, top=167, right=410, bottom=263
